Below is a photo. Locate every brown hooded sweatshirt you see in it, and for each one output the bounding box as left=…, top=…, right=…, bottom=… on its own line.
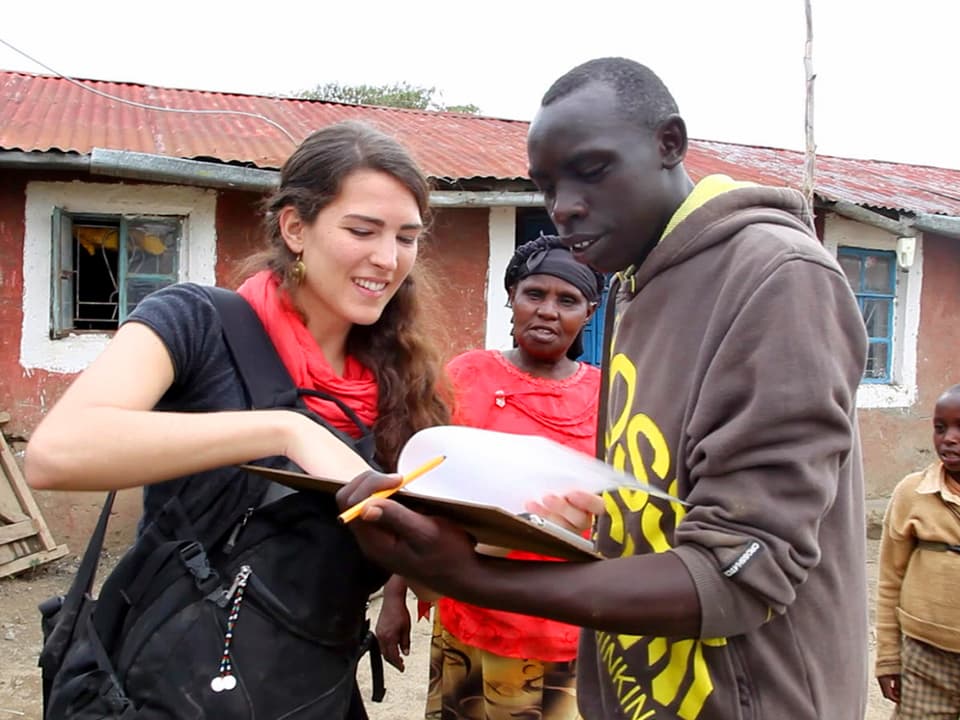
left=577, top=184, right=868, bottom=720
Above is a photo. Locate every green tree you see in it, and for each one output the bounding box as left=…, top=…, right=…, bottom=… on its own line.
left=296, top=81, right=480, bottom=114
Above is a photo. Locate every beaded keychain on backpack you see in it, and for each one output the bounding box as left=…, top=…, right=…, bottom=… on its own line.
left=211, top=564, right=252, bottom=693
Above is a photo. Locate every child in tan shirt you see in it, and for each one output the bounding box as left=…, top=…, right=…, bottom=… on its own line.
left=875, top=384, right=960, bottom=718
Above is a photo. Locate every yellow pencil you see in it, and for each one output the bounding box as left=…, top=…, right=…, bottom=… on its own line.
left=338, top=455, right=446, bottom=524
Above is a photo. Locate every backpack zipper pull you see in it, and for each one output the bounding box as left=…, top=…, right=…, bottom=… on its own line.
left=211, top=564, right=251, bottom=693
left=222, top=507, right=254, bottom=555
left=218, top=563, right=249, bottom=607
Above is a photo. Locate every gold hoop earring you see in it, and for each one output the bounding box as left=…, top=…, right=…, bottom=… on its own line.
left=289, top=253, right=306, bottom=285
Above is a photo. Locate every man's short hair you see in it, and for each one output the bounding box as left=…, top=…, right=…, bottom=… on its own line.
left=541, top=57, right=679, bottom=131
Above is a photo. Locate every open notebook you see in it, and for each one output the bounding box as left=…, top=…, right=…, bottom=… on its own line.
left=243, top=426, right=685, bottom=563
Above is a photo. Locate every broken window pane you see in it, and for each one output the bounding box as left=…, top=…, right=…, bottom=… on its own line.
left=122, top=216, right=182, bottom=321
left=126, top=218, right=180, bottom=276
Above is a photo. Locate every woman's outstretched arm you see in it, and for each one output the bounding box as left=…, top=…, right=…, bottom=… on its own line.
left=26, top=322, right=369, bottom=491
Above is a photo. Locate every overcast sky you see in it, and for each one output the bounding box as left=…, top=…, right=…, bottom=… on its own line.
left=1, top=0, right=956, bottom=169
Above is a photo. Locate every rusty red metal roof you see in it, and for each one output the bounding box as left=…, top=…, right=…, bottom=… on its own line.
left=0, top=70, right=531, bottom=181
left=3, top=70, right=959, bottom=215
left=686, top=140, right=960, bottom=216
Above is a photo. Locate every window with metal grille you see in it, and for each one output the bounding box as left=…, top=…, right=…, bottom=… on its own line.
left=837, top=247, right=896, bottom=383
left=51, top=209, right=182, bottom=337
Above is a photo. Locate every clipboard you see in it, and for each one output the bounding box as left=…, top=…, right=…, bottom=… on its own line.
left=241, top=464, right=601, bottom=562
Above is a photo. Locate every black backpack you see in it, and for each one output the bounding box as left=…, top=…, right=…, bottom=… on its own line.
left=37, top=286, right=388, bottom=719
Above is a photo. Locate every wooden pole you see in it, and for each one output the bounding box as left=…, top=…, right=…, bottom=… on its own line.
left=803, top=0, right=816, bottom=217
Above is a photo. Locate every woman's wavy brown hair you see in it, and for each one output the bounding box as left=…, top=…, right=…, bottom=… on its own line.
left=242, top=120, right=450, bottom=470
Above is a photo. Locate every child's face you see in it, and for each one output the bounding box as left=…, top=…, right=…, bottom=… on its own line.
left=933, top=392, right=960, bottom=478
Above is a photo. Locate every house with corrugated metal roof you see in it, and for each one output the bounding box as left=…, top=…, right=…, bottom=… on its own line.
left=2, top=69, right=959, bottom=546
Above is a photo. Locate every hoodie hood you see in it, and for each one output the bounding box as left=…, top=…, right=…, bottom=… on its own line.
left=619, top=181, right=814, bottom=300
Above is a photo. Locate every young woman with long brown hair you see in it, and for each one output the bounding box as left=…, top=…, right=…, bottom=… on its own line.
left=27, top=120, right=449, bottom=719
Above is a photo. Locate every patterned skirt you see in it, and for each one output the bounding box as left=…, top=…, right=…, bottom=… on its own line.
left=895, top=634, right=960, bottom=719
left=425, top=614, right=581, bottom=720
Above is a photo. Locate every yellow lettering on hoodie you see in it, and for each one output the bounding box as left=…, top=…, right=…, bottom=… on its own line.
left=600, top=352, right=724, bottom=719
left=606, top=353, right=638, bottom=455
left=594, top=176, right=761, bottom=718
left=598, top=629, right=725, bottom=719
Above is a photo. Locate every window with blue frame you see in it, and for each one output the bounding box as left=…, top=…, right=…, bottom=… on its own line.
left=51, top=209, right=182, bottom=337
left=837, top=247, right=896, bottom=382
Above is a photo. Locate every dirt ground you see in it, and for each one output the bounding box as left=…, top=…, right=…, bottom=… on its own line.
left=1, top=541, right=893, bottom=720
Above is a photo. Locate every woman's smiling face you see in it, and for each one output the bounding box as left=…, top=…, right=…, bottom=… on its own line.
left=282, top=168, right=424, bottom=332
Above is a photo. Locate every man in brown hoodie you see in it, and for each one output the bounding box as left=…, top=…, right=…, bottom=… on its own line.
left=338, top=57, right=869, bottom=720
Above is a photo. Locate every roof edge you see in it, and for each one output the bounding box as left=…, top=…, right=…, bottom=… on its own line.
left=0, top=149, right=548, bottom=207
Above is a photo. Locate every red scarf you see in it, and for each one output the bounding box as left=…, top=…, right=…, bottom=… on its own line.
left=236, top=271, right=379, bottom=438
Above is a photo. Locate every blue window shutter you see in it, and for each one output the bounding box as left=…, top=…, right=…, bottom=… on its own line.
left=50, top=207, right=75, bottom=338
left=577, top=278, right=611, bottom=367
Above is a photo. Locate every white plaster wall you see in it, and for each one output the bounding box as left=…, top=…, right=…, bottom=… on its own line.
left=823, top=213, right=923, bottom=409
left=484, top=206, right=517, bottom=350
left=21, top=181, right=218, bottom=373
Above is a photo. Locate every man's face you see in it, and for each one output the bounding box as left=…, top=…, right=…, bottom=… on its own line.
left=527, top=81, right=675, bottom=274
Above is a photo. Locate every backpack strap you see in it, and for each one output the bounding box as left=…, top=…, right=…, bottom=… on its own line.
left=38, top=490, right=116, bottom=706
left=203, top=286, right=377, bottom=462
left=299, top=388, right=371, bottom=436
left=70, top=492, right=116, bottom=607
left=204, top=286, right=301, bottom=412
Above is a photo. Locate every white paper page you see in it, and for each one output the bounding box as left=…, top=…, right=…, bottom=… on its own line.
left=396, top=425, right=681, bottom=515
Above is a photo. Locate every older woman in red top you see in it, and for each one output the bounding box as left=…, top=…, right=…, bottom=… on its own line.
left=377, top=235, right=605, bottom=720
